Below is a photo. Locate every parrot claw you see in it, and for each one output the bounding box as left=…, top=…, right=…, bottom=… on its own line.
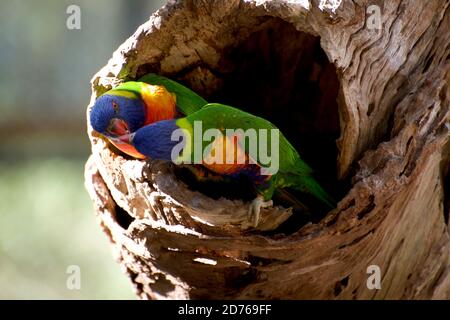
left=248, top=196, right=273, bottom=227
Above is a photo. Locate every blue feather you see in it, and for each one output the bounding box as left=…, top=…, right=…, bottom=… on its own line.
left=90, top=94, right=145, bottom=134
left=132, top=120, right=182, bottom=160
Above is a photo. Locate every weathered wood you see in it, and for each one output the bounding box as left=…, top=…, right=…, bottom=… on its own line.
left=85, top=0, right=450, bottom=299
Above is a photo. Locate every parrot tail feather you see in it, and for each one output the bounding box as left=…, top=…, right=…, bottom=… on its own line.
left=294, top=176, right=337, bottom=209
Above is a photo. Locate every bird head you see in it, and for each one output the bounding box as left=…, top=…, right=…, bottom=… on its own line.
left=89, top=93, right=146, bottom=139
left=89, top=93, right=148, bottom=159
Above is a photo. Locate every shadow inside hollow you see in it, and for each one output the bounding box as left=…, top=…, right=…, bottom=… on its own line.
left=206, top=18, right=347, bottom=230
left=136, top=17, right=351, bottom=232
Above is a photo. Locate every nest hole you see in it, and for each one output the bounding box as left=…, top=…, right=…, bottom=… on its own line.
left=213, top=19, right=341, bottom=184
left=191, top=18, right=345, bottom=229
left=135, top=17, right=350, bottom=231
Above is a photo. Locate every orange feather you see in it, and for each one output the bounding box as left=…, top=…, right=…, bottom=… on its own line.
left=203, top=134, right=251, bottom=175
left=140, top=83, right=177, bottom=124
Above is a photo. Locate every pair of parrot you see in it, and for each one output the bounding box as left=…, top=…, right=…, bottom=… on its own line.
left=89, top=74, right=336, bottom=226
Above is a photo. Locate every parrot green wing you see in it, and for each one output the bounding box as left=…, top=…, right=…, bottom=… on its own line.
left=138, top=73, right=208, bottom=115
left=185, top=103, right=312, bottom=175
left=184, top=103, right=336, bottom=208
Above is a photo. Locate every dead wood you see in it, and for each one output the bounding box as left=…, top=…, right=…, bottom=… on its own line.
left=84, top=0, right=450, bottom=299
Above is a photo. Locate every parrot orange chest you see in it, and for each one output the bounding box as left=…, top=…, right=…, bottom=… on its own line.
left=199, top=132, right=271, bottom=186
left=202, top=134, right=251, bottom=175
left=140, top=83, right=177, bottom=124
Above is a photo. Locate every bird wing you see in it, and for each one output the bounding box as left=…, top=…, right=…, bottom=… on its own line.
left=192, top=103, right=313, bottom=177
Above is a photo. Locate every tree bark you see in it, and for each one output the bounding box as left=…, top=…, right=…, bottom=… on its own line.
left=84, top=0, right=450, bottom=299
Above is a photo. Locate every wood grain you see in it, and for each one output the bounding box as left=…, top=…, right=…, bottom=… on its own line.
left=85, top=0, right=450, bottom=299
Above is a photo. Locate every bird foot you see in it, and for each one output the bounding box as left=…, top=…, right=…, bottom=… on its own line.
left=248, top=196, right=273, bottom=227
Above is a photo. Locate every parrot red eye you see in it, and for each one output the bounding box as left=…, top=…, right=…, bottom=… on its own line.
left=112, top=101, right=119, bottom=113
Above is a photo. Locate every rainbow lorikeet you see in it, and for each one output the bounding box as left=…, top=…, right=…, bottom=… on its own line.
left=120, top=103, right=336, bottom=226
left=89, top=74, right=207, bottom=158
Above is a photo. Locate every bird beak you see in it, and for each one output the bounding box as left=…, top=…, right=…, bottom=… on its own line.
left=106, top=133, right=145, bottom=159
left=107, top=136, right=122, bottom=144
left=110, top=118, right=129, bottom=136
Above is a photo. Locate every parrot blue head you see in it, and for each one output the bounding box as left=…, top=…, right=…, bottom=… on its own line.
left=89, top=94, right=146, bottom=138
left=130, top=120, right=183, bottom=161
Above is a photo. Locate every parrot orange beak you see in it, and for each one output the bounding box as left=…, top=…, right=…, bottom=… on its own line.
left=105, top=118, right=139, bottom=155
left=107, top=133, right=145, bottom=159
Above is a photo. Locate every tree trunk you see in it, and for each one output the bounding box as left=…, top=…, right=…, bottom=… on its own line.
left=84, top=0, right=450, bottom=299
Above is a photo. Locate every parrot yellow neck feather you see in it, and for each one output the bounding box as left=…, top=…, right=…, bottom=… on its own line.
left=140, top=83, right=177, bottom=124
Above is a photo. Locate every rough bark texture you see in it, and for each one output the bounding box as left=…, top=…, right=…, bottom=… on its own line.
left=84, top=0, right=450, bottom=299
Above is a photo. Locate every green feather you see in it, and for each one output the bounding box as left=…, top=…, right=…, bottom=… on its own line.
left=107, top=83, right=141, bottom=99
left=178, top=103, right=336, bottom=208
left=104, top=74, right=208, bottom=116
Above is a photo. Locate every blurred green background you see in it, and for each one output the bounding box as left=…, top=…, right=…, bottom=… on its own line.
left=0, top=0, right=166, bottom=299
